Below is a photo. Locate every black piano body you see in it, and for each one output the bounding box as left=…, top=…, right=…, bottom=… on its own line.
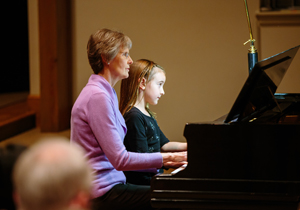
left=151, top=45, right=300, bottom=210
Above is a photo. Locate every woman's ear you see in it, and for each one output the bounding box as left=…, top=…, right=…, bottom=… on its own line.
left=139, top=78, right=146, bottom=90
left=101, top=55, right=110, bottom=65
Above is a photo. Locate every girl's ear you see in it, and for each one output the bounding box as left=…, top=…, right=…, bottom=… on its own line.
left=139, top=77, right=146, bottom=90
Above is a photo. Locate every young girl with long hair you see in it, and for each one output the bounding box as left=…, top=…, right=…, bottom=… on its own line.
left=120, top=59, right=187, bottom=185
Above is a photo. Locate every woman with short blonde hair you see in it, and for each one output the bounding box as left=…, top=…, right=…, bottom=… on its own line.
left=71, top=29, right=187, bottom=210
left=87, top=28, right=132, bottom=75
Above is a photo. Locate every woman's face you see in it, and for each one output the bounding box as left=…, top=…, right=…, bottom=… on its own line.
left=109, top=47, right=133, bottom=82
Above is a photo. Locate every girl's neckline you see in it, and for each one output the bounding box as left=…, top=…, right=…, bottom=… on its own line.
left=132, top=106, right=153, bottom=118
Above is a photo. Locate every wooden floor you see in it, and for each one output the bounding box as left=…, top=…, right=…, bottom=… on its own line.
left=0, top=91, right=70, bottom=147
left=0, top=91, right=29, bottom=109
left=0, top=101, right=35, bottom=127
left=0, top=92, right=36, bottom=141
left=0, top=127, right=70, bottom=148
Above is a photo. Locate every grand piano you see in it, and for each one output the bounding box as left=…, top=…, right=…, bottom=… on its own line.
left=151, top=45, right=300, bottom=210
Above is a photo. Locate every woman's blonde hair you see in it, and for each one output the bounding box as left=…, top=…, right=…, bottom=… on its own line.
left=87, top=28, right=132, bottom=74
left=120, top=59, right=165, bottom=117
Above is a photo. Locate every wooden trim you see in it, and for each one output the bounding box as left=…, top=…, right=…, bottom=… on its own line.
left=27, top=95, right=40, bottom=127
left=38, top=0, right=72, bottom=132
left=257, top=11, right=300, bottom=26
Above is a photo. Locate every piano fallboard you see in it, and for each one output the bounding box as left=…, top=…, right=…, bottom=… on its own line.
left=182, top=123, right=300, bottom=181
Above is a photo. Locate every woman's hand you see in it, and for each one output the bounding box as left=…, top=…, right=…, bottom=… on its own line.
left=161, top=151, right=187, bottom=168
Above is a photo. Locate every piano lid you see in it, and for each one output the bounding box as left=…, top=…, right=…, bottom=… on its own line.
left=225, top=45, right=300, bottom=123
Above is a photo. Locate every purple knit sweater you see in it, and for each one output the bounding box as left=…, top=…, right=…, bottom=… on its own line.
left=70, top=74, right=162, bottom=198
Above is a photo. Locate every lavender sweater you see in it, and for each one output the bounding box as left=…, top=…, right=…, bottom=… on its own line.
left=70, top=74, right=163, bottom=198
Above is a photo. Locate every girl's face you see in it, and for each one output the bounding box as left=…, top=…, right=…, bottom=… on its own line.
left=144, top=68, right=166, bottom=105
left=109, top=47, right=133, bottom=81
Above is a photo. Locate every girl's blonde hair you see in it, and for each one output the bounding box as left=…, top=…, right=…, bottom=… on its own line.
left=120, top=59, right=165, bottom=117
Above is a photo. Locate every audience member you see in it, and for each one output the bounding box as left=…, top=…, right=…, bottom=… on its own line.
left=13, top=139, right=93, bottom=210
left=0, top=144, right=27, bottom=210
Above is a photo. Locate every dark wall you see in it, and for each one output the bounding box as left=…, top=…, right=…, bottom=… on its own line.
left=1, top=0, right=29, bottom=93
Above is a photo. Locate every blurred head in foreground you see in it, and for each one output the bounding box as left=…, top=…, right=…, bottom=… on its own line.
left=13, top=139, right=93, bottom=210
